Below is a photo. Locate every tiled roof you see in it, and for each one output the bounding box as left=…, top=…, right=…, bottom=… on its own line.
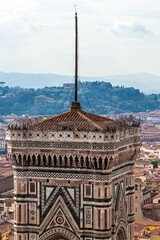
left=2, top=189, right=14, bottom=197
left=29, top=102, right=139, bottom=132
left=134, top=231, right=140, bottom=237
left=150, top=228, right=160, bottom=236
left=154, top=204, right=160, bottom=209
left=143, top=204, right=154, bottom=209
left=0, top=222, right=13, bottom=233
left=134, top=169, right=143, bottom=175
left=153, top=193, right=160, bottom=199
left=149, top=174, right=155, bottom=178
left=8, top=102, right=140, bottom=132
left=31, top=108, right=113, bottom=132
left=142, top=187, right=152, bottom=193
left=134, top=221, right=146, bottom=232
left=135, top=219, right=160, bottom=226
left=135, top=177, right=142, bottom=182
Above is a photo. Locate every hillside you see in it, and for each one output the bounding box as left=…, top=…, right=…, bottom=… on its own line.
left=0, top=72, right=160, bottom=94
left=0, top=82, right=159, bottom=116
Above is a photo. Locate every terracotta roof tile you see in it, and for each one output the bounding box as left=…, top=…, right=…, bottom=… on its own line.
left=30, top=109, right=115, bottom=132
left=134, top=169, right=143, bottom=175
left=0, top=222, right=13, bottom=233
left=154, top=204, right=160, bottom=209
left=134, top=231, right=140, bottom=237
left=8, top=103, right=140, bottom=132
left=143, top=204, right=154, bottom=209
left=135, top=219, right=160, bottom=226
left=2, top=189, right=14, bottom=197
left=134, top=220, right=146, bottom=232
left=153, top=193, right=160, bottom=199
left=150, top=228, right=160, bottom=236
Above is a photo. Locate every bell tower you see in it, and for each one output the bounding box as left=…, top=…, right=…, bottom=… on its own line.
left=6, top=11, right=140, bottom=240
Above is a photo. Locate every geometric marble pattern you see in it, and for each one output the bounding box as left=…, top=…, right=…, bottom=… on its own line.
left=41, top=183, right=80, bottom=217
left=45, top=187, right=55, bottom=201
left=41, top=197, right=79, bottom=235
left=47, top=208, right=72, bottom=231
left=66, top=187, right=75, bottom=202
left=39, top=228, right=79, bottom=240
left=15, top=164, right=134, bottom=181
left=7, top=106, right=140, bottom=240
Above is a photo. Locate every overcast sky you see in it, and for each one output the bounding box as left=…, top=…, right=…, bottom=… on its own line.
left=0, top=0, right=159, bottom=76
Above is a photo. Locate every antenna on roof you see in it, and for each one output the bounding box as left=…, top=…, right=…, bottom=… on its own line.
left=71, top=8, right=81, bottom=110
left=75, top=7, right=78, bottom=102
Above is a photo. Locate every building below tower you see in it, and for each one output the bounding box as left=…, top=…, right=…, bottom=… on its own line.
left=6, top=102, right=140, bottom=240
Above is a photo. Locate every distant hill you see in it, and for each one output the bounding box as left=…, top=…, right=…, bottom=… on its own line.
left=0, top=71, right=160, bottom=94
left=0, top=81, right=159, bottom=116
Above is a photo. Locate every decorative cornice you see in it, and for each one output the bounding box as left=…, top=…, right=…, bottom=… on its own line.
left=7, top=136, right=140, bottom=150
left=14, top=163, right=134, bottom=182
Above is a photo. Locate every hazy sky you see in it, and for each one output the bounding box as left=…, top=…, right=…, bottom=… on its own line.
left=0, top=0, right=159, bottom=76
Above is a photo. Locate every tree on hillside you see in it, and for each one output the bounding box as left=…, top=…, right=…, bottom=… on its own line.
left=0, top=81, right=159, bottom=115
left=0, top=82, right=5, bottom=86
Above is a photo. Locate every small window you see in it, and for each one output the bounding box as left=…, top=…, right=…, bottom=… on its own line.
left=104, top=209, right=107, bottom=228
left=135, top=184, right=138, bottom=190
left=19, top=205, right=21, bottom=222
left=85, top=185, right=91, bottom=196
left=105, top=188, right=108, bottom=198
left=68, top=134, right=70, bottom=137
left=37, top=134, right=39, bottom=136
left=98, top=187, right=101, bottom=197
left=98, top=209, right=101, bottom=229
left=30, top=182, right=35, bottom=193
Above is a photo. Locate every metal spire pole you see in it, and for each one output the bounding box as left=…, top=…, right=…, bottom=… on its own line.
left=75, top=10, right=78, bottom=102
left=71, top=8, right=81, bottom=110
